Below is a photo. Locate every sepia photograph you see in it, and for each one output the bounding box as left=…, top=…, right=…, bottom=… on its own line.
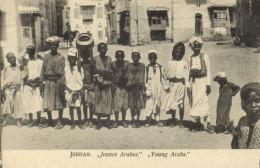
left=0, top=0, right=260, bottom=167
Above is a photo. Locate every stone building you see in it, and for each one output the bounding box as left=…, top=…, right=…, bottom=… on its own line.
left=0, top=0, right=57, bottom=61
left=106, top=0, right=236, bottom=46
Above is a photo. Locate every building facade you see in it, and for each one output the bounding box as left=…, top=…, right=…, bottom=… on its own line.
left=107, top=0, right=236, bottom=46
left=236, top=0, right=260, bottom=47
left=0, top=0, right=57, bottom=62
left=69, top=0, right=109, bottom=43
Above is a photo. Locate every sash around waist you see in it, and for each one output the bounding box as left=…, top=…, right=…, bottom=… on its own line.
left=169, top=78, right=185, bottom=83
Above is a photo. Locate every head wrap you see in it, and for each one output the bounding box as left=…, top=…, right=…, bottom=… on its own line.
left=26, top=44, right=35, bottom=50
left=240, top=82, right=260, bottom=102
left=172, top=42, right=185, bottom=60
left=46, top=36, right=60, bottom=44
left=68, top=47, right=78, bottom=57
left=76, top=33, right=94, bottom=46
left=132, top=49, right=140, bottom=54
left=189, top=37, right=203, bottom=48
left=148, top=50, right=157, bottom=55
left=213, top=72, right=227, bottom=81
left=6, top=52, right=16, bottom=60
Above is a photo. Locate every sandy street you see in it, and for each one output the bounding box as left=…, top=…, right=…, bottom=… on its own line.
left=2, top=41, right=260, bottom=149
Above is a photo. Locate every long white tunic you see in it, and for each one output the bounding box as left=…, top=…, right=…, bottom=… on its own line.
left=162, top=60, right=189, bottom=112
left=189, top=54, right=211, bottom=118
left=23, top=59, right=43, bottom=114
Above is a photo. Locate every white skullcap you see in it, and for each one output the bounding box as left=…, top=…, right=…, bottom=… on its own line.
left=132, top=49, right=140, bottom=54
left=216, top=72, right=227, bottom=78
left=46, top=36, right=60, bottom=44
left=68, top=47, right=78, bottom=57
left=148, top=50, right=157, bottom=55
left=189, top=36, right=203, bottom=48
left=116, top=49, right=124, bottom=52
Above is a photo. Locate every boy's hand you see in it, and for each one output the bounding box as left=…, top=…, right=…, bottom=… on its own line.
left=206, top=85, right=211, bottom=96
left=187, top=87, right=192, bottom=98
left=1, top=90, right=6, bottom=103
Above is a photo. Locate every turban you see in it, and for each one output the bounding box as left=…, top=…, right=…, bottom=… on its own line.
left=6, top=52, right=16, bottom=60
left=26, top=44, right=35, bottom=50
left=68, top=47, right=78, bottom=57
left=240, top=82, right=260, bottom=101
left=46, top=36, right=60, bottom=44
left=148, top=50, right=157, bottom=55
left=189, top=37, right=203, bottom=48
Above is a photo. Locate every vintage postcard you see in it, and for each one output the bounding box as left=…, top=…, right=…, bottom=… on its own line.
left=0, top=0, right=260, bottom=167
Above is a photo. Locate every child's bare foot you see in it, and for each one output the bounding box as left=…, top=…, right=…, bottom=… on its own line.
left=106, top=122, right=113, bottom=129
left=132, top=121, right=137, bottom=128
left=70, top=123, right=76, bottom=130
left=155, top=121, right=164, bottom=127
left=54, top=122, right=63, bottom=129
left=84, top=120, right=89, bottom=128
left=26, top=122, right=34, bottom=127
left=88, top=121, right=94, bottom=128
left=135, top=121, right=141, bottom=128
left=2, top=120, right=7, bottom=127
left=95, top=122, right=102, bottom=130
left=113, top=121, right=119, bottom=128
left=122, top=121, right=128, bottom=128
left=179, top=121, right=184, bottom=128
left=16, top=120, right=22, bottom=127
left=78, top=124, right=85, bottom=129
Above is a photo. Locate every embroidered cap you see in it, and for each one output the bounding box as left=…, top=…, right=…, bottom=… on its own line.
left=189, top=37, right=203, bottom=48
left=46, top=36, right=60, bottom=44
left=148, top=50, right=157, bottom=55
left=214, top=72, right=227, bottom=81
left=132, top=49, right=140, bottom=54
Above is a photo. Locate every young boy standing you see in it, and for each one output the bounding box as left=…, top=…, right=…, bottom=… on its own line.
left=111, top=49, right=129, bottom=128
left=144, top=50, right=163, bottom=127
left=40, top=36, right=66, bottom=129
left=21, top=44, right=44, bottom=128
left=65, top=48, right=85, bottom=129
left=127, top=50, right=146, bottom=128
left=1, top=53, right=25, bottom=127
left=214, top=72, right=240, bottom=134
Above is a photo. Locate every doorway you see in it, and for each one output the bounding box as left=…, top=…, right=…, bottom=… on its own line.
left=195, top=13, right=203, bottom=35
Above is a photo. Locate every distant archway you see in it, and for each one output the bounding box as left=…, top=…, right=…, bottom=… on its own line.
left=195, top=13, right=203, bottom=35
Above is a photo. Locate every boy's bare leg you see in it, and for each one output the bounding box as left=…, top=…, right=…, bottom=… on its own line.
left=27, top=114, right=34, bottom=127
left=16, top=118, right=22, bottom=127
left=95, top=115, right=102, bottom=130
left=179, top=106, right=184, bottom=128
left=130, top=109, right=137, bottom=128
left=122, top=109, right=128, bottom=128
left=88, top=104, right=94, bottom=128
left=83, top=105, right=88, bottom=127
left=69, top=107, right=75, bottom=129
left=76, top=107, right=84, bottom=129
left=54, top=109, right=63, bottom=129
left=113, top=111, right=119, bottom=128
left=106, top=115, right=112, bottom=129
left=36, top=111, right=43, bottom=127
left=135, top=110, right=141, bottom=128
left=2, top=114, right=7, bottom=127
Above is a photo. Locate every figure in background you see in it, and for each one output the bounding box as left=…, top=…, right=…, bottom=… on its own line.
left=187, top=37, right=214, bottom=134
left=111, top=49, right=129, bottom=128
left=21, top=44, right=44, bottom=128
left=162, top=43, right=189, bottom=128
left=127, top=50, right=146, bottom=128
left=231, top=82, right=260, bottom=149
left=76, top=33, right=95, bottom=128
left=93, top=42, right=113, bottom=130
left=213, top=72, right=240, bottom=134
left=1, top=53, right=25, bottom=127
left=40, top=36, right=66, bottom=129
left=144, top=50, right=163, bottom=127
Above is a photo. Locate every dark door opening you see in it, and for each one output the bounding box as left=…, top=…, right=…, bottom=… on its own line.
left=118, top=12, right=129, bottom=45
left=150, top=30, right=166, bottom=41
left=195, top=13, right=203, bottom=35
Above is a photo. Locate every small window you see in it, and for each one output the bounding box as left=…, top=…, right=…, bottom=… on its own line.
left=22, top=27, right=31, bottom=38
left=97, top=7, right=103, bottom=18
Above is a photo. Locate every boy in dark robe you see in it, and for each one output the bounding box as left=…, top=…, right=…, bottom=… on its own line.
left=214, top=72, right=240, bottom=134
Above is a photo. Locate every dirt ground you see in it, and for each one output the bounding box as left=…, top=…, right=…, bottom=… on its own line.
left=2, top=41, right=260, bottom=149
